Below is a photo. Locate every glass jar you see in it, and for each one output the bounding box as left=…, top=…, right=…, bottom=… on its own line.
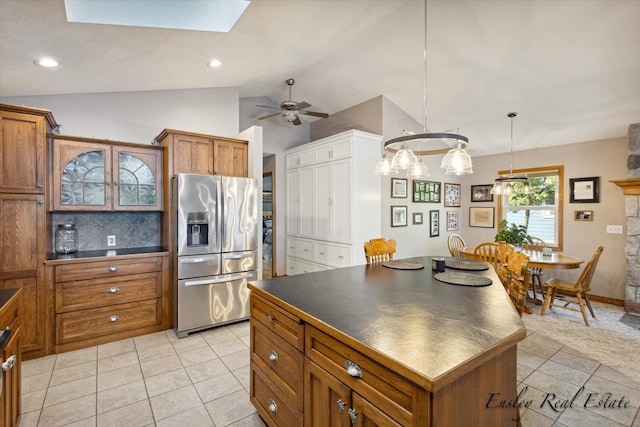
left=55, top=224, right=78, bottom=254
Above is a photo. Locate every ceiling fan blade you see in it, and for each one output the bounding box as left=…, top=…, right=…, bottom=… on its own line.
left=295, top=101, right=312, bottom=110
left=256, top=104, right=281, bottom=110
left=257, top=112, right=280, bottom=120
left=299, top=110, right=329, bottom=118
left=292, top=116, right=302, bottom=126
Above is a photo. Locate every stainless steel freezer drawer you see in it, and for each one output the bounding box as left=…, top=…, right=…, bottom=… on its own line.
left=176, top=271, right=255, bottom=337
left=222, top=250, right=257, bottom=274
left=178, top=254, right=221, bottom=280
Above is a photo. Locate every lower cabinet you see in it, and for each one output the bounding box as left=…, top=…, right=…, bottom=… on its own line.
left=49, top=253, right=170, bottom=353
left=249, top=293, right=413, bottom=427
left=0, top=289, right=22, bottom=427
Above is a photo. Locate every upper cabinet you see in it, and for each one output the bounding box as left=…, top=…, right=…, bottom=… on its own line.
left=155, top=129, right=248, bottom=178
left=52, top=136, right=163, bottom=211
left=0, top=104, right=57, bottom=194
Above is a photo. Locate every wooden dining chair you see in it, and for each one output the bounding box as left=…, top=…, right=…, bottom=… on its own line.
left=522, top=236, right=547, bottom=300
left=541, top=246, right=604, bottom=326
left=473, top=242, right=502, bottom=273
left=497, top=243, right=515, bottom=286
left=503, top=251, right=530, bottom=316
left=447, top=234, right=466, bottom=257
left=364, top=238, right=396, bottom=264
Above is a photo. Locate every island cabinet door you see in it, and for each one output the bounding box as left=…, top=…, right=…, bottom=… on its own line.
left=305, top=359, right=352, bottom=427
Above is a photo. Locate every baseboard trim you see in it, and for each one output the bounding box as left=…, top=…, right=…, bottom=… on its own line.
left=589, top=294, right=624, bottom=306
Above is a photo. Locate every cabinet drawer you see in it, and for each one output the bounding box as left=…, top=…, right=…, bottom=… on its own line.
left=56, top=299, right=161, bottom=344
left=286, top=257, right=313, bottom=276
left=305, top=325, right=414, bottom=426
left=55, top=256, right=163, bottom=282
left=250, top=294, right=304, bottom=351
left=250, top=362, right=303, bottom=427
left=251, top=318, right=303, bottom=409
left=315, top=242, right=351, bottom=268
left=55, top=272, right=161, bottom=313
left=287, top=237, right=313, bottom=260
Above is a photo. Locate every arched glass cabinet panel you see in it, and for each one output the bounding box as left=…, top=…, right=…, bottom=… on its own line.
left=60, top=150, right=106, bottom=206
left=117, top=152, right=157, bottom=206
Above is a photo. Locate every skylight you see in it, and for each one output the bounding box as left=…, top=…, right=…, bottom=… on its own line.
left=64, top=0, right=250, bottom=33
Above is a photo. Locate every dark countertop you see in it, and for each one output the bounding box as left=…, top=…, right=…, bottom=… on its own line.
left=45, top=246, right=167, bottom=262
left=248, top=256, right=526, bottom=385
left=0, top=288, right=20, bottom=312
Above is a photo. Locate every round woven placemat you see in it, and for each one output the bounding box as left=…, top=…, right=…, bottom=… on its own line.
left=434, top=272, right=492, bottom=287
left=445, top=260, right=489, bottom=271
left=382, top=260, right=424, bottom=270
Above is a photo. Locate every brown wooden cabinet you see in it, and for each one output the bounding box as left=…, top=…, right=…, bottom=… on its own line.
left=0, top=288, right=22, bottom=427
left=48, top=253, right=170, bottom=353
left=0, top=103, right=57, bottom=361
left=155, top=129, right=248, bottom=178
left=51, top=136, right=163, bottom=211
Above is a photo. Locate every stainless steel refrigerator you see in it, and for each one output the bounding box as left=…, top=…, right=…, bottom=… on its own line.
left=174, top=173, right=259, bottom=338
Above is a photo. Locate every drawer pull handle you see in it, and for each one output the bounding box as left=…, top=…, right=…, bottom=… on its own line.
left=107, top=287, right=119, bottom=293
left=345, top=360, right=362, bottom=378
left=338, top=255, right=344, bottom=259
left=337, top=399, right=347, bottom=413
left=1, top=355, right=16, bottom=372
left=268, top=349, right=278, bottom=362
left=108, top=266, right=119, bottom=272
left=268, top=399, right=278, bottom=414
left=108, top=315, right=120, bottom=322
left=267, top=315, right=274, bottom=324
left=348, top=408, right=357, bottom=423
left=319, top=252, right=325, bottom=255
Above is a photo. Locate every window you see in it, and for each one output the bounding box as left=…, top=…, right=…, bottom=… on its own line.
left=497, top=165, right=564, bottom=250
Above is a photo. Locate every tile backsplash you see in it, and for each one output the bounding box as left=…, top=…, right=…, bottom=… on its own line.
left=51, top=212, right=162, bottom=251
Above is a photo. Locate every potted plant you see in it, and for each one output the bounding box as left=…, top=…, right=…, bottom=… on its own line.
left=494, top=219, right=533, bottom=248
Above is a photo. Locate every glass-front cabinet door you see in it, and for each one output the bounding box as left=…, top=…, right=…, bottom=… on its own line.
left=52, top=138, right=163, bottom=211
left=53, top=139, right=112, bottom=211
left=112, top=146, right=163, bottom=211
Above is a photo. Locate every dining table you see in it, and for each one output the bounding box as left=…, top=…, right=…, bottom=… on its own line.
left=459, top=246, right=585, bottom=308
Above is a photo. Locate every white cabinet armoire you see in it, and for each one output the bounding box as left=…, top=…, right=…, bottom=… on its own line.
left=285, top=130, right=382, bottom=274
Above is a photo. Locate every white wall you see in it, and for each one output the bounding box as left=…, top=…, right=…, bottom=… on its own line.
left=1, top=87, right=240, bottom=143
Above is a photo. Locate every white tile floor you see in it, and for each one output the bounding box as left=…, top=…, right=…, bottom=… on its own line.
left=20, top=315, right=640, bottom=426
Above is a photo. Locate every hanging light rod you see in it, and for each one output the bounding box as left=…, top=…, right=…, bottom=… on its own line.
left=383, top=132, right=469, bottom=156
left=491, top=112, right=529, bottom=195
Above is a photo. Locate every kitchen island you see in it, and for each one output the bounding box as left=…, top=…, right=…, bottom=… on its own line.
left=248, top=256, right=526, bottom=426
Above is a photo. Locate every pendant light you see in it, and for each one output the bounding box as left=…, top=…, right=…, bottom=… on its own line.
left=374, top=0, right=472, bottom=177
left=490, top=112, right=530, bottom=195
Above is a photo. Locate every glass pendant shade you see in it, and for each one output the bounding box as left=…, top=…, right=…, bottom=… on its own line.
left=373, top=156, right=398, bottom=175
left=441, top=145, right=473, bottom=176
left=406, top=158, right=430, bottom=179
left=390, top=145, right=418, bottom=170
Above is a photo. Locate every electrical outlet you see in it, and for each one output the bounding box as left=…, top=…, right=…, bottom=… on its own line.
left=107, top=235, right=116, bottom=246
left=606, top=225, right=623, bottom=234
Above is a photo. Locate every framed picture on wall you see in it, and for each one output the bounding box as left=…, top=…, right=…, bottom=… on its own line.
left=574, top=210, right=593, bottom=221
left=570, top=177, right=599, bottom=203
left=391, top=178, right=408, bottom=198
left=469, top=207, right=495, bottom=228
left=429, top=210, right=439, bottom=237
left=391, top=205, right=408, bottom=227
left=413, top=180, right=441, bottom=203
left=444, top=183, right=461, bottom=207
left=413, top=212, right=423, bottom=225
left=446, top=211, right=458, bottom=231
left=471, top=184, right=494, bottom=202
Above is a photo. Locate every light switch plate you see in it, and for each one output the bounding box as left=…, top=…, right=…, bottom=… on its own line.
left=606, top=225, right=623, bottom=234
left=107, top=235, right=116, bottom=246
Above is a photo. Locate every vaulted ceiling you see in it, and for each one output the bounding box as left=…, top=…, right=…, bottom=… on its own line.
left=1, top=0, right=638, bottom=156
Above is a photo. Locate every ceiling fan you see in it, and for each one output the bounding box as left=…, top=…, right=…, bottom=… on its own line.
left=256, top=78, right=329, bottom=126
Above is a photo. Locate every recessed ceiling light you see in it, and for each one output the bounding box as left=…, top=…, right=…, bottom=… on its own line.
left=34, top=58, right=59, bottom=67
left=207, top=59, right=222, bottom=68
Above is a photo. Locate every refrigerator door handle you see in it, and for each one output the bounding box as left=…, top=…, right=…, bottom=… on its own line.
left=224, top=253, right=253, bottom=260
left=184, top=272, right=254, bottom=287
left=179, top=255, right=219, bottom=264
